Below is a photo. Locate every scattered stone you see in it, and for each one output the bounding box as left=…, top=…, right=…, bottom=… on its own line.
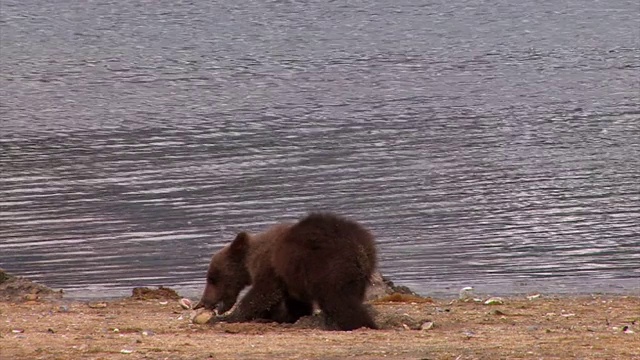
left=23, top=293, right=38, bottom=301
left=179, top=298, right=192, bottom=309
left=192, top=310, right=214, bottom=325
left=141, top=330, right=154, bottom=336
left=120, top=349, right=133, bottom=354
left=87, top=302, right=107, bottom=309
left=560, top=313, right=576, bottom=317
left=527, top=294, right=542, bottom=300
left=484, top=297, right=504, bottom=305
left=463, top=330, right=476, bottom=339
left=420, top=321, right=435, bottom=331
left=12, top=329, right=24, bottom=334
left=459, top=287, right=475, bottom=301
left=58, top=305, right=70, bottom=313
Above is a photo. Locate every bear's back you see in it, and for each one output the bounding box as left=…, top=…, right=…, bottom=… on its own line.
left=288, top=212, right=374, bottom=251
left=271, top=212, right=376, bottom=298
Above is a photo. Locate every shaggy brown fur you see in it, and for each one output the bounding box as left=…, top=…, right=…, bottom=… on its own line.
left=194, top=212, right=378, bottom=330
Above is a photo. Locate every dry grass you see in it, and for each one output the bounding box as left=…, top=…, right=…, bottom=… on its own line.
left=1, top=294, right=638, bottom=360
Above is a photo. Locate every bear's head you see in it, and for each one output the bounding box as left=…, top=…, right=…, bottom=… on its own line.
left=194, top=232, right=251, bottom=314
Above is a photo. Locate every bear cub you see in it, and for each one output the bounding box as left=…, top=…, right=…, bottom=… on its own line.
left=194, top=212, right=378, bottom=330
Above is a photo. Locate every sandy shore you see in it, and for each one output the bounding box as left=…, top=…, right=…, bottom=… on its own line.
left=1, top=291, right=638, bottom=360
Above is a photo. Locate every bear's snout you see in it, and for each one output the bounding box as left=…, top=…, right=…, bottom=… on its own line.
left=193, top=298, right=218, bottom=312
left=193, top=296, right=233, bottom=315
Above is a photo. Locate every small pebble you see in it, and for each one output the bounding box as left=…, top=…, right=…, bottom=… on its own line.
left=621, top=325, right=634, bottom=334
left=463, top=330, right=476, bottom=338
left=459, top=287, right=475, bottom=301
left=484, top=297, right=504, bottom=305
left=141, top=330, right=154, bottom=336
left=421, top=321, right=435, bottom=331
left=179, top=298, right=192, bottom=310
left=120, top=349, right=133, bottom=354
left=58, top=305, right=70, bottom=313
left=527, top=294, right=541, bottom=300
left=159, top=301, right=169, bottom=305
left=87, top=302, right=107, bottom=309
left=12, top=329, right=24, bottom=334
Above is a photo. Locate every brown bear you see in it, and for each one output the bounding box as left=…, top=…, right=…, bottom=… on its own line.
left=194, top=212, right=378, bottom=330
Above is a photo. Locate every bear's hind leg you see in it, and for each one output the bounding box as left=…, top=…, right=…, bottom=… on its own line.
left=318, top=283, right=377, bottom=331
left=321, top=298, right=377, bottom=330
left=282, top=297, right=313, bottom=323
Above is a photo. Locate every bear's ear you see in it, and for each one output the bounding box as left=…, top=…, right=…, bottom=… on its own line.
left=229, top=231, right=250, bottom=258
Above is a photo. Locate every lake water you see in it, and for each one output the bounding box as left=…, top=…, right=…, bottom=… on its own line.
left=1, top=0, right=639, bottom=299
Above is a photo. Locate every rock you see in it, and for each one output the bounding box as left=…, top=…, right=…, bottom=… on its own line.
left=87, top=302, right=107, bottom=309
left=420, top=321, right=435, bottom=331
left=527, top=294, right=541, bottom=300
left=484, top=297, right=504, bottom=305
left=179, top=298, right=192, bottom=310
left=192, top=310, right=214, bottom=325
left=23, top=293, right=38, bottom=301
left=459, top=287, right=475, bottom=301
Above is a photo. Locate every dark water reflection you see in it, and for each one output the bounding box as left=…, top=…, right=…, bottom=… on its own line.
left=1, top=0, right=639, bottom=298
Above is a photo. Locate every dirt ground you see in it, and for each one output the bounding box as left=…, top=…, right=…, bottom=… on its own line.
left=1, top=289, right=639, bottom=360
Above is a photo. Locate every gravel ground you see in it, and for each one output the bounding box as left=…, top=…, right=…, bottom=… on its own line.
left=1, top=292, right=638, bottom=360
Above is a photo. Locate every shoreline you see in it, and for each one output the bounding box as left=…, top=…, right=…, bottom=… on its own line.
left=2, top=293, right=638, bottom=360
left=2, top=269, right=639, bottom=359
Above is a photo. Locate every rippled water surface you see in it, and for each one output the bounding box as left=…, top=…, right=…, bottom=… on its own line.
left=1, top=0, right=639, bottom=298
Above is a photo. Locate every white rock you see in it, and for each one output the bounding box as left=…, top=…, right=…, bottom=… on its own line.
left=484, top=297, right=504, bottom=305
left=179, top=298, right=192, bottom=310
left=421, top=321, right=435, bottom=331
left=459, top=287, right=475, bottom=301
